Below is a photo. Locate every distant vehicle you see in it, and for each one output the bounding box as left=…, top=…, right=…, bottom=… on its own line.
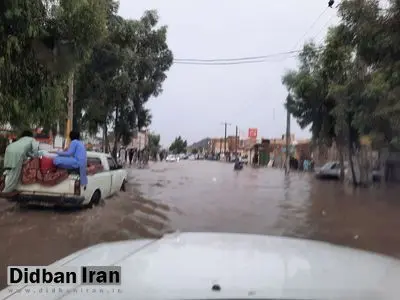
left=3, top=152, right=127, bottom=208
left=177, top=153, right=188, bottom=160
left=315, top=161, right=381, bottom=181
left=315, top=161, right=344, bottom=179
left=2, top=232, right=399, bottom=299
left=241, top=155, right=249, bottom=164
left=166, top=154, right=179, bottom=162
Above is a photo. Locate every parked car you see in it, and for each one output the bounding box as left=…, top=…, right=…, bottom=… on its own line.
left=315, top=161, right=345, bottom=179
left=3, top=151, right=127, bottom=208
left=2, top=232, right=399, bottom=299
left=315, top=161, right=381, bottom=181
left=166, top=154, right=179, bottom=162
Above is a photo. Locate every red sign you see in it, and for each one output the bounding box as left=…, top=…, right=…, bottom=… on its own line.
left=248, top=128, right=257, bottom=138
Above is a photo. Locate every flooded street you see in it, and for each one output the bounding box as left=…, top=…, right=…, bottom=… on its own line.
left=1, top=160, right=400, bottom=287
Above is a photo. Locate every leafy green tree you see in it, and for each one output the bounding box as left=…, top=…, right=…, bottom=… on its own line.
left=337, top=0, right=400, bottom=148
left=147, top=133, right=161, bottom=160
left=282, top=43, right=335, bottom=145
left=283, top=0, right=400, bottom=185
left=75, top=10, right=173, bottom=158
left=0, top=0, right=109, bottom=128
left=169, top=136, right=187, bottom=154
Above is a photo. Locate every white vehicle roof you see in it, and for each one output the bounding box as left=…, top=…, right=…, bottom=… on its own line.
left=39, top=150, right=109, bottom=159
left=86, top=151, right=112, bottom=159
left=2, top=232, right=399, bottom=299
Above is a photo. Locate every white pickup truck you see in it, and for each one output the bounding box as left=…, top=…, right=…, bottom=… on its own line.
left=9, top=151, right=128, bottom=208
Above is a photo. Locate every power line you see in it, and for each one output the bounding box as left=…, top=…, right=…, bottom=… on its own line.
left=225, top=4, right=337, bottom=119
left=290, top=6, right=329, bottom=51
left=173, top=56, right=298, bottom=65
left=173, top=49, right=326, bottom=65
left=173, top=4, right=334, bottom=66
left=275, top=3, right=339, bottom=63
left=174, top=50, right=303, bottom=62
left=173, top=49, right=325, bottom=65
left=315, top=13, right=337, bottom=44
left=173, top=4, right=331, bottom=65
left=174, top=59, right=271, bottom=65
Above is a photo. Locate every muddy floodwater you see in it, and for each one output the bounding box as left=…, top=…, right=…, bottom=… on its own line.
left=1, top=160, right=400, bottom=287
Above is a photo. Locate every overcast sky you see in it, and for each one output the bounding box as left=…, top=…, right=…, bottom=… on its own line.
left=118, top=0, right=339, bottom=147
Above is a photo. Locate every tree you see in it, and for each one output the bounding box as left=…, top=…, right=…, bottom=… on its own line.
left=337, top=0, right=400, bottom=148
left=0, top=0, right=109, bottom=128
left=282, top=0, right=400, bottom=185
left=169, top=136, right=187, bottom=154
left=75, top=10, right=173, bottom=158
left=147, top=133, right=161, bottom=160
left=282, top=43, right=336, bottom=145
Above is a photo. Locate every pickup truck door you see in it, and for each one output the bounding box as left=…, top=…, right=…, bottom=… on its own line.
left=96, top=156, right=110, bottom=198
left=106, top=157, right=119, bottom=194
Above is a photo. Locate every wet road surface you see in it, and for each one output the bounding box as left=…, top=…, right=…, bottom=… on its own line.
left=1, top=160, right=400, bottom=287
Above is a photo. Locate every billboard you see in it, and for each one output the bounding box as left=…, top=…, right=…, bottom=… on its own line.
left=248, top=128, right=257, bottom=138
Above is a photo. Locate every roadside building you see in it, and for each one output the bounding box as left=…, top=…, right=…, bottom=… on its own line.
left=127, top=130, right=149, bottom=151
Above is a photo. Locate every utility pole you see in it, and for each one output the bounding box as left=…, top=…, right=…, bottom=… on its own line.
left=235, top=125, right=238, bottom=155
left=285, top=94, right=291, bottom=174
left=221, top=122, right=231, bottom=154
left=65, top=71, right=74, bottom=148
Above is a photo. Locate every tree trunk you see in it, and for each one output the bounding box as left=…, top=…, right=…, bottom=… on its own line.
left=338, top=144, right=345, bottom=181
left=358, top=144, right=373, bottom=186
left=112, top=106, right=119, bottom=160
left=73, top=116, right=80, bottom=132
left=348, top=145, right=357, bottom=186
left=335, top=136, right=345, bottom=181
left=344, top=111, right=357, bottom=186
left=112, top=133, right=120, bottom=160
left=103, top=122, right=108, bottom=153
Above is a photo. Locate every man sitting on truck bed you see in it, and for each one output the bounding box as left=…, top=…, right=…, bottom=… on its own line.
left=53, top=131, right=88, bottom=186
left=1, top=130, right=39, bottom=193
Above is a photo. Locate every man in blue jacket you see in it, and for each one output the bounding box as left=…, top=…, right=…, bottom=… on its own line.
left=53, top=131, right=88, bottom=186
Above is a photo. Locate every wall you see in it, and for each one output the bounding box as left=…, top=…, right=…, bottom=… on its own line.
left=211, top=138, right=224, bottom=153
left=128, top=131, right=148, bottom=150
left=295, top=142, right=312, bottom=160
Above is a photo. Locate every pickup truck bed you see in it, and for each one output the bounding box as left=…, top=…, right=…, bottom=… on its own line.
left=3, top=151, right=127, bottom=208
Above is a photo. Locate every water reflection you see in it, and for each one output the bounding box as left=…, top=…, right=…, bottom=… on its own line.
left=132, top=161, right=400, bottom=257
left=307, top=180, right=400, bottom=257
left=0, top=184, right=171, bottom=288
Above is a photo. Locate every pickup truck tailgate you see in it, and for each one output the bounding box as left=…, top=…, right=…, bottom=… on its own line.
left=15, top=175, right=78, bottom=195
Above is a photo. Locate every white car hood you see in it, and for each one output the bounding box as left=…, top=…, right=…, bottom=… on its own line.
left=1, top=232, right=400, bottom=300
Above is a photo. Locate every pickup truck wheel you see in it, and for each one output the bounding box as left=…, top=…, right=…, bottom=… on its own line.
left=88, top=190, right=101, bottom=208
left=120, top=180, right=127, bottom=192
